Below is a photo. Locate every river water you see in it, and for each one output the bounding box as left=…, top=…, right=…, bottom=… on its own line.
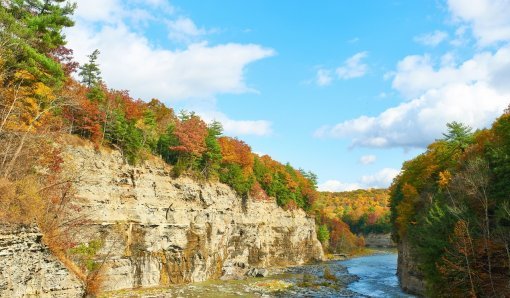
left=340, top=252, right=416, bottom=298
left=107, top=251, right=415, bottom=298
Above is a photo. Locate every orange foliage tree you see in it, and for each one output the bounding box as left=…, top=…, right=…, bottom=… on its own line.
left=218, top=137, right=254, bottom=170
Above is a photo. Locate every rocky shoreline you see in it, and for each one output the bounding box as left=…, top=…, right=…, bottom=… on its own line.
left=104, top=260, right=362, bottom=298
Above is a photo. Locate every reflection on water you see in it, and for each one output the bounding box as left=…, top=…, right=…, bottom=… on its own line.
left=340, top=252, right=415, bottom=298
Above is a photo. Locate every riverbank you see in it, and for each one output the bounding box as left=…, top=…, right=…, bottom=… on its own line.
left=103, top=250, right=410, bottom=297
left=103, top=261, right=359, bottom=298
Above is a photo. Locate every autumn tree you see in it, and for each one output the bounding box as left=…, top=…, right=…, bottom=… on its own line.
left=438, top=220, right=477, bottom=297
left=146, top=98, right=177, bottom=134
left=50, top=46, right=79, bottom=75
left=218, top=136, right=253, bottom=170
left=170, top=113, right=208, bottom=175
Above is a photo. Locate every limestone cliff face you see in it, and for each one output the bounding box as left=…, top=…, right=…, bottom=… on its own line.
left=65, top=145, right=324, bottom=291
left=397, top=238, right=426, bottom=296
left=0, top=224, right=84, bottom=297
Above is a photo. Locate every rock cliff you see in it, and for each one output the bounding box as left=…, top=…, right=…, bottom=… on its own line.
left=65, top=144, right=324, bottom=291
left=363, top=233, right=396, bottom=248
left=0, top=224, right=84, bottom=297
left=397, top=238, right=426, bottom=296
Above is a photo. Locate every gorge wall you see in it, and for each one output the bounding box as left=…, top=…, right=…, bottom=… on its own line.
left=0, top=224, right=84, bottom=297
left=363, top=233, right=395, bottom=248
left=397, top=238, right=426, bottom=296
left=65, top=144, right=324, bottom=292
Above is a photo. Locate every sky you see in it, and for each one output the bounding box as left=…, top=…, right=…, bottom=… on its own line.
left=65, top=0, right=510, bottom=191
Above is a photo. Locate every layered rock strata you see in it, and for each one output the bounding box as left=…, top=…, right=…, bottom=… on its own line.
left=66, top=145, right=324, bottom=291
left=0, top=224, right=84, bottom=297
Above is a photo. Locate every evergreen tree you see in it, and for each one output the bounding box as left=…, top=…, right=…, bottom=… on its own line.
left=79, top=49, right=102, bottom=88
left=442, top=121, right=474, bottom=152
left=0, top=0, right=76, bottom=87
left=201, top=121, right=223, bottom=178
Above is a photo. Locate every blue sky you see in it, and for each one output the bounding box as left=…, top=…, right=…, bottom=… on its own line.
left=66, top=0, right=510, bottom=191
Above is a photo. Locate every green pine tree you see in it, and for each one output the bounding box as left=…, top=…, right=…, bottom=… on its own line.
left=79, top=49, right=102, bottom=88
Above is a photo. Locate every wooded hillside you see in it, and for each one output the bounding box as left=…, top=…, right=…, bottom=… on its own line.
left=390, top=117, right=510, bottom=296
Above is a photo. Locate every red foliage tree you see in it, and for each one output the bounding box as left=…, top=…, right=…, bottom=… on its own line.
left=50, top=46, right=79, bottom=75
left=63, top=81, right=105, bottom=145
left=250, top=181, right=271, bottom=201
left=170, top=115, right=208, bottom=156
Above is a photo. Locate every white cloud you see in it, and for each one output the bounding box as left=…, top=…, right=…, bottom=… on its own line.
left=336, top=51, right=369, bottom=79
left=318, top=180, right=363, bottom=192
left=392, top=46, right=510, bottom=98
left=316, top=69, right=333, bottom=86
left=318, top=167, right=400, bottom=191
left=315, top=115, right=376, bottom=138
left=167, top=17, right=209, bottom=44
left=74, top=0, right=123, bottom=23
left=311, top=51, right=368, bottom=86
left=66, top=21, right=274, bottom=102
left=360, top=155, right=376, bottom=165
left=448, top=0, right=510, bottom=46
left=361, top=168, right=400, bottom=188
left=414, top=30, right=449, bottom=46
left=315, top=45, right=510, bottom=148
left=198, top=110, right=272, bottom=136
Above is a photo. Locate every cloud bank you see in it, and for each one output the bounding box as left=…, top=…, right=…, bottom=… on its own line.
left=316, top=0, right=510, bottom=149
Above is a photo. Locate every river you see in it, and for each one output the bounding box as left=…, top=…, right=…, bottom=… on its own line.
left=106, top=251, right=415, bottom=298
